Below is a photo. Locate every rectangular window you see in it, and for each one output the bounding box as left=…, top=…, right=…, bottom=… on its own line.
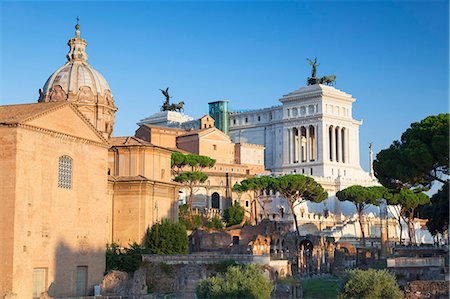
left=58, top=155, right=73, bottom=189
left=33, top=268, right=47, bottom=299
left=76, top=266, right=88, bottom=296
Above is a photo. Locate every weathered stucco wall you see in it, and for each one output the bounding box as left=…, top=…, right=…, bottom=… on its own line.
left=0, top=126, right=17, bottom=298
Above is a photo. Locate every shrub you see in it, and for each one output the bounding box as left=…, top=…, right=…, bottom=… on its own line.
left=223, top=203, right=245, bottom=227
left=339, top=269, right=403, bottom=299
left=196, top=264, right=273, bottom=299
left=206, top=216, right=224, bottom=230
left=178, top=204, right=205, bottom=229
left=143, top=219, right=188, bottom=254
left=192, top=214, right=203, bottom=228
left=105, top=242, right=144, bottom=273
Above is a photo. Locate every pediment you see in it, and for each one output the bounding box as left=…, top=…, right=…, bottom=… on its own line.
left=24, top=104, right=106, bottom=144
left=200, top=129, right=231, bottom=143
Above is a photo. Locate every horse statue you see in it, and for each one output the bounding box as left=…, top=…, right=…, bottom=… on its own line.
left=159, top=87, right=185, bottom=112
left=319, top=75, right=336, bottom=86
left=169, top=101, right=185, bottom=112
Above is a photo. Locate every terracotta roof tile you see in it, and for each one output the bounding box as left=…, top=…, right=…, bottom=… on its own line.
left=0, top=102, right=66, bottom=124
left=109, top=136, right=150, bottom=146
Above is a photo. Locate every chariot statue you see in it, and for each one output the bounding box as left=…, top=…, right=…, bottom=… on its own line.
left=160, top=87, right=184, bottom=112
left=306, top=57, right=336, bottom=86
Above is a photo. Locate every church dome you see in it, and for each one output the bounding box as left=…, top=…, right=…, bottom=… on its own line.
left=41, top=61, right=112, bottom=102
left=38, top=23, right=117, bottom=139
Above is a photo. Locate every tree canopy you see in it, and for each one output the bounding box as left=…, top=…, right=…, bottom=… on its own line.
left=223, top=202, right=245, bottom=227
left=232, top=176, right=276, bottom=224
left=389, top=188, right=430, bottom=244
left=273, top=174, right=328, bottom=236
left=339, top=269, right=403, bottom=299
left=274, top=174, right=328, bottom=204
left=143, top=219, right=188, bottom=254
left=171, top=152, right=216, bottom=211
left=373, top=113, right=449, bottom=190
left=171, top=152, right=216, bottom=174
left=174, top=171, right=208, bottom=185
left=336, top=185, right=384, bottom=247
left=196, top=264, right=273, bottom=299
left=421, top=182, right=449, bottom=236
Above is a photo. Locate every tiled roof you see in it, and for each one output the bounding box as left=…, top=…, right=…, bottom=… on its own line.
left=109, top=136, right=151, bottom=146
left=0, top=102, right=66, bottom=125
left=177, top=127, right=212, bottom=137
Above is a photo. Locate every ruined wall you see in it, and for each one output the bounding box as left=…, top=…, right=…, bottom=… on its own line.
left=404, top=280, right=449, bottom=299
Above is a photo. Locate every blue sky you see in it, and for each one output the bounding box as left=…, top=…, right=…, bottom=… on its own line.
left=0, top=0, right=448, bottom=171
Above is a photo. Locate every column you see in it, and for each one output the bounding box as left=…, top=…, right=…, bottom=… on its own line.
left=315, top=124, right=319, bottom=162
left=293, top=129, right=298, bottom=163
left=306, top=125, right=310, bottom=162
left=283, top=128, right=288, bottom=165
left=345, top=128, right=350, bottom=164
left=289, top=128, right=294, bottom=164
left=296, top=127, right=302, bottom=164
left=337, top=127, right=342, bottom=163
left=330, top=125, right=335, bottom=162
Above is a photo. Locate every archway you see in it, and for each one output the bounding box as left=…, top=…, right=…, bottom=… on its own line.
left=299, top=239, right=314, bottom=275
left=211, top=192, right=220, bottom=209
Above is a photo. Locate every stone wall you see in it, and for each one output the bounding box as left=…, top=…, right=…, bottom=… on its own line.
left=142, top=253, right=270, bottom=265
left=404, top=280, right=449, bottom=299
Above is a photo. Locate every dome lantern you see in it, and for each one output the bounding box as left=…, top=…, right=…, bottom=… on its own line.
left=66, top=22, right=88, bottom=62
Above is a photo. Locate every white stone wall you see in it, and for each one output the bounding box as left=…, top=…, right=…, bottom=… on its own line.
left=228, top=84, right=378, bottom=216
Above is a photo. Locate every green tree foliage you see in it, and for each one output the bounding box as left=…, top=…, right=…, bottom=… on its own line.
left=171, top=152, right=216, bottom=174
left=205, top=216, right=224, bottom=230
left=223, top=202, right=245, bottom=227
left=339, top=269, right=403, bottom=299
left=171, top=152, right=215, bottom=211
left=174, top=171, right=208, bottom=211
left=273, top=174, right=328, bottom=236
left=421, top=182, right=449, bottom=237
left=336, top=185, right=383, bottom=247
left=105, top=242, right=144, bottom=273
left=233, top=176, right=276, bottom=224
left=389, top=189, right=430, bottom=244
left=196, top=264, right=273, bottom=299
left=143, top=219, right=188, bottom=254
left=374, top=114, right=449, bottom=191
left=178, top=203, right=194, bottom=230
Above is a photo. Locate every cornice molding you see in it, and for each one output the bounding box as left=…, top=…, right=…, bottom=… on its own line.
left=17, top=123, right=109, bottom=148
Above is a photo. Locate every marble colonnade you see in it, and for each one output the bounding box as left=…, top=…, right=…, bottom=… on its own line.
left=285, top=125, right=349, bottom=165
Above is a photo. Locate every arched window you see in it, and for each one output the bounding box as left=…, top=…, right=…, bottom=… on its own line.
left=58, top=155, right=73, bottom=189
left=211, top=192, right=220, bottom=209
